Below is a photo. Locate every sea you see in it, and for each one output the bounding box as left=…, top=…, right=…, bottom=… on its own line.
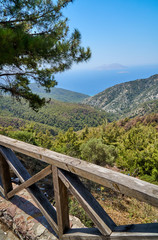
left=55, top=65, right=158, bottom=96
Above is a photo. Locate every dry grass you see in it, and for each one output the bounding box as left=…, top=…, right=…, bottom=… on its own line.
left=94, top=187, right=158, bottom=225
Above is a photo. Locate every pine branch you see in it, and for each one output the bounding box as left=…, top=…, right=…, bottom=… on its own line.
left=0, top=10, right=56, bottom=25
left=0, top=72, right=36, bottom=77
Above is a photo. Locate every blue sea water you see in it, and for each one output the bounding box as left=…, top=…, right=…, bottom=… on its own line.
left=55, top=65, right=158, bottom=96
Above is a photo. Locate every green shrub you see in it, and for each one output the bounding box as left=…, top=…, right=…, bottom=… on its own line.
left=80, top=138, right=117, bottom=166
left=116, top=124, right=158, bottom=179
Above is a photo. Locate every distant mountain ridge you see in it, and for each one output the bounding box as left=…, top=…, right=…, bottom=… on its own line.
left=29, top=83, right=89, bottom=103
left=83, top=74, right=158, bottom=117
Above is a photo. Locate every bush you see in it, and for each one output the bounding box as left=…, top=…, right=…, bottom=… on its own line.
left=116, top=124, right=158, bottom=179
left=80, top=138, right=117, bottom=166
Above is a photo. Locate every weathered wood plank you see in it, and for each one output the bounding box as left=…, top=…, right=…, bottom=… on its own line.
left=0, top=176, right=2, bottom=187
left=63, top=226, right=158, bottom=240
left=1, top=135, right=158, bottom=208
left=52, top=166, right=70, bottom=238
left=0, top=146, right=58, bottom=235
left=63, top=228, right=107, bottom=240
left=110, top=232, right=158, bottom=240
left=7, top=165, right=52, bottom=199
left=109, top=223, right=158, bottom=240
left=0, top=152, right=12, bottom=199
left=0, top=176, right=4, bottom=196
left=59, top=169, right=116, bottom=236
left=114, top=223, right=158, bottom=233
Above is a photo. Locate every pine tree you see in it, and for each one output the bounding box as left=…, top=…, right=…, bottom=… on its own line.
left=0, top=0, right=91, bottom=110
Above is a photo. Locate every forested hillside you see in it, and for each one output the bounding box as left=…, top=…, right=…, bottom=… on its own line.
left=29, top=83, right=89, bottom=103
left=83, top=74, right=158, bottom=118
left=52, top=114, right=158, bottom=184
left=1, top=112, right=157, bottom=184
left=0, top=116, right=59, bottom=135
left=1, top=113, right=158, bottom=226
left=0, top=96, right=115, bottom=131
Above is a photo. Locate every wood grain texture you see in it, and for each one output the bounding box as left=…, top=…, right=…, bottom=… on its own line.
left=7, top=165, right=52, bottom=199
left=59, top=169, right=116, bottom=236
left=52, top=166, right=69, bottom=238
left=110, top=223, right=158, bottom=239
left=0, top=175, right=4, bottom=196
left=110, top=232, right=158, bottom=240
left=0, top=152, right=12, bottom=199
left=63, top=227, right=158, bottom=240
left=114, top=223, right=158, bottom=233
left=0, top=146, right=58, bottom=234
left=63, top=228, right=106, bottom=240
left=0, top=135, right=158, bottom=208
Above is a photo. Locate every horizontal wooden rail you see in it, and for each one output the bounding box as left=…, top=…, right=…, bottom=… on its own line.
left=62, top=228, right=158, bottom=240
left=0, top=134, right=158, bottom=208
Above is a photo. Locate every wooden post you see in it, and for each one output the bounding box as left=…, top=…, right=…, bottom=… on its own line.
left=52, top=166, right=70, bottom=239
left=0, top=152, right=12, bottom=199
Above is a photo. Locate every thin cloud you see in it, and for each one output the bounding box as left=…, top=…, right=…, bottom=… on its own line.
left=118, top=71, right=129, bottom=74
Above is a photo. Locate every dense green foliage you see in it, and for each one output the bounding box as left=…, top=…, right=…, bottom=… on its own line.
left=0, top=113, right=158, bottom=226
left=29, top=83, right=89, bottom=103
left=53, top=128, right=81, bottom=157
left=0, top=115, right=59, bottom=135
left=54, top=114, right=158, bottom=183
left=0, top=0, right=91, bottom=109
left=100, top=115, right=158, bottom=183
left=0, top=96, right=115, bottom=131
left=1, top=113, right=157, bottom=184
left=80, top=138, right=116, bottom=166
left=116, top=124, right=158, bottom=181
left=0, top=123, right=55, bottom=149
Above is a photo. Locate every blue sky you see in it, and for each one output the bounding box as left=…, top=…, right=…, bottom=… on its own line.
left=56, top=0, right=158, bottom=95
left=62, top=0, right=158, bottom=70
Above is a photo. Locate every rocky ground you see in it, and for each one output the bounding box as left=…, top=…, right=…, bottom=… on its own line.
left=0, top=183, right=85, bottom=240
left=0, top=220, right=19, bottom=240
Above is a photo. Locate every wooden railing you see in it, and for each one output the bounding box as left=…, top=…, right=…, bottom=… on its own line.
left=0, top=134, right=158, bottom=239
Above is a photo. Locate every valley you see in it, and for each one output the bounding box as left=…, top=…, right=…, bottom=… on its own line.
left=0, top=74, right=158, bottom=228
left=0, top=96, right=115, bottom=132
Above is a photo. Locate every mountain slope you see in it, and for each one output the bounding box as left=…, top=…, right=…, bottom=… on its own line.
left=0, top=96, right=116, bottom=131
left=129, top=99, right=158, bottom=118
left=83, top=74, right=158, bottom=117
left=0, top=116, right=60, bottom=136
left=29, top=83, right=89, bottom=103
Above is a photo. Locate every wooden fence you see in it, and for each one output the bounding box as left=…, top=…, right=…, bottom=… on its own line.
left=0, top=134, right=158, bottom=239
